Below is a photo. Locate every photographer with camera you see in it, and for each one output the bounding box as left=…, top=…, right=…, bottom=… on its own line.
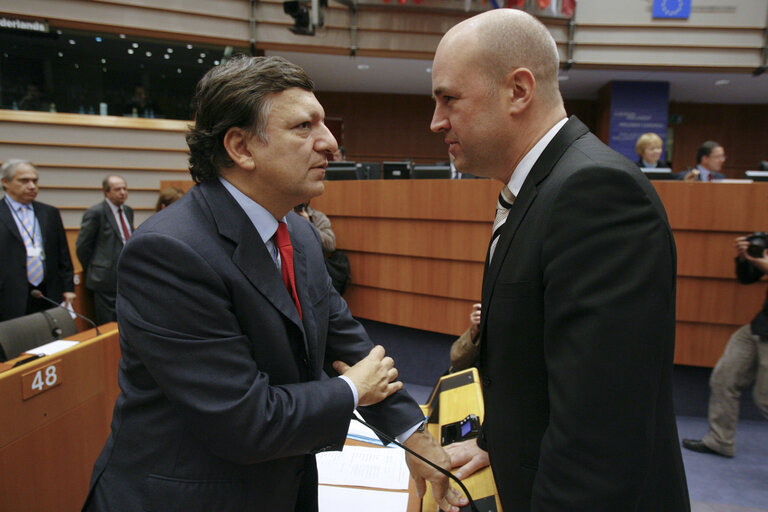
left=682, top=233, right=768, bottom=457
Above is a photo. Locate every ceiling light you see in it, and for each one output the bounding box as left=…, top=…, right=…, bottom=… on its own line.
left=145, top=51, right=152, bottom=57
left=163, top=54, right=170, bottom=60
left=74, top=63, right=79, bottom=69
left=95, top=36, right=102, bottom=42
left=197, top=58, right=203, bottom=64
left=119, top=34, right=126, bottom=39
left=186, top=44, right=193, bottom=49
left=200, top=52, right=206, bottom=58
left=68, top=39, right=76, bottom=45
left=56, top=30, right=62, bottom=35
left=177, top=68, right=182, bottom=73
left=102, top=67, right=107, bottom=72
left=214, top=60, right=220, bottom=65
left=357, top=64, right=370, bottom=70
left=714, top=79, right=730, bottom=86
left=167, top=48, right=173, bottom=53
left=127, top=49, right=134, bottom=55
left=101, top=58, right=106, bottom=64
left=132, top=42, right=139, bottom=48
left=57, top=51, right=63, bottom=57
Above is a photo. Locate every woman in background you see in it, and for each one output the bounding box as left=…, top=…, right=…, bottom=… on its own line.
left=635, top=132, right=669, bottom=168
left=154, top=186, right=184, bottom=212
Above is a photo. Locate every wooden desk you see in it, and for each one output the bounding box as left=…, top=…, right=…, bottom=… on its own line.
left=311, top=180, right=768, bottom=368
left=0, top=324, right=120, bottom=512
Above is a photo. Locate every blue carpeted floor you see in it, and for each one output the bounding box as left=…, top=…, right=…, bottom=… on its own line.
left=357, top=318, right=768, bottom=512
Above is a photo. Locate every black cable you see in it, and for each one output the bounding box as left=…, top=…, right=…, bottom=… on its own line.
left=352, top=416, right=479, bottom=512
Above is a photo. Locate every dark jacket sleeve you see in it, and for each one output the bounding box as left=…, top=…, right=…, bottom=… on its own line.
left=76, top=206, right=100, bottom=270
left=736, top=256, right=764, bottom=284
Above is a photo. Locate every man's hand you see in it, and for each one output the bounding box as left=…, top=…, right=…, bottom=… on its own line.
left=403, top=430, right=468, bottom=512
left=683, top=169, right=700, bottom=182
left=444, top=438, right=490, bottom=480
left=734, top=236, right=749, bottom=259
left=333, top=345, right=402, bottom=406
left=63, top=292, right=76, bottom=305
left=468, top=303, right=481, bottom=338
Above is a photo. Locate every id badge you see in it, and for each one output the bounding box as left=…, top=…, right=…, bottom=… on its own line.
left=27, top=246, right=42, bottom=257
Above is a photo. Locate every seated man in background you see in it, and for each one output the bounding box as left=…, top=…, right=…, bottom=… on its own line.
left=683, top=234, right=768, bottom=457
left=679, top=141, right=727, bottom=181
left=0, top=159, right=75, bottom=321
left=296, top=200, right=351, bottom=295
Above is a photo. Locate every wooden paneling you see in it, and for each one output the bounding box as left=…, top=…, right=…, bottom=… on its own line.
left=347, top=252, right=483, bottom=301
left=0, top=325, right=120, bottom=512
left=669, top=103, right=768, bottom=177
left=317, top=180, right=768, bottom=368
left=345, top=285, right=476, bottom=336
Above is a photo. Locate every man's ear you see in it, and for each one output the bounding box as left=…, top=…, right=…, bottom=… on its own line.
left=502, top=67, right=535, bottom=115
left=223, top=126, right=258, bottom=170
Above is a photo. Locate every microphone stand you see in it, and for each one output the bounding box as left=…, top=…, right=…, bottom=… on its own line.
left=352, top=416, right=480, bottom=512
left=30, top=289, right=101, bottom=336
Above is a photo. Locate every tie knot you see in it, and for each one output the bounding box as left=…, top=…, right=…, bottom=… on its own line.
left=275, top=222, right=291, bottom=249
left=497, top=187, right=515, bottom=210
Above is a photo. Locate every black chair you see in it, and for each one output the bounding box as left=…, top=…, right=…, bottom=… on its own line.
left=0, top=307, right=78, bottom=362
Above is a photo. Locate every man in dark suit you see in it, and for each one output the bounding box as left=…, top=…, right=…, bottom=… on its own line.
left=678, top=141, right=727, bottom=181
left=82, top=56, right=465, bottom=512
left=430, top=9, right=690, bottom=511
left=1, top=160, right=75, bottom=321
left=76, top=175, right=133, bottom=325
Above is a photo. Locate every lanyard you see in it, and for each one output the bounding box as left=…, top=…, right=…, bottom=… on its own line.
left=6, top=197, right=37, bottom=247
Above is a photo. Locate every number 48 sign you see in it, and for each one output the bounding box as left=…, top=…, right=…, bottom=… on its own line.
left=22, top=360, right=62, bottom=400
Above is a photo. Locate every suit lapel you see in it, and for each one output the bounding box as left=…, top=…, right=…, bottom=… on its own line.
left=199, top=181, right=307, bottom=336
left=0, top=199, right=23, bottom=243
left=103, top=201, right=122, bottom=242
left=480, top=117, right=590, bottom=322
left=286, top=215, right=314, bottom=368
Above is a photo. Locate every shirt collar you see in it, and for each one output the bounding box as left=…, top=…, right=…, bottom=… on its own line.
left=218, top=176, right=284, bottom=244
left=105, top=197, right=122, bottom=214
left=506, top=117, right=568, bottom=195
left=4, top=194, right=32, bottom=212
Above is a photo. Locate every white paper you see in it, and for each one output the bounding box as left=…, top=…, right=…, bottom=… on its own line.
left=27, top=340, right=78, bottom=356
left=318, top=485, right=408, bottom=512
left=347, top=415, right=385, bottom=445
left=59, top=300, right=77, bottom=319
left=316, top=445, right=410, bottom=490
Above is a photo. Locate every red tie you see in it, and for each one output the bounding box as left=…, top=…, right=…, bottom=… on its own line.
left=275, top=222, right=302, bottom=318
left=118, top=206, right=131, bottom=242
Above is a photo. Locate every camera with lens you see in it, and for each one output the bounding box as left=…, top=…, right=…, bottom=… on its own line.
left=746, top=232, right=768, bottom=258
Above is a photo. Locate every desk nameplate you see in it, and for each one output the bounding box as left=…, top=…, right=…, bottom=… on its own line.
left=21, top=359, right=62, bottom=400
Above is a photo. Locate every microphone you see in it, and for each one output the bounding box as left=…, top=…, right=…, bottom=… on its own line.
left=30, top=289, right=101, bottom=336
left=352, top=416, right=479, bottom=512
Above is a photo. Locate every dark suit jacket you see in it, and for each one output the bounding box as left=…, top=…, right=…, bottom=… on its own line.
left=478, top=117, right=689, bottom=511
left=83, top=180, right=422, bottom=511
left=0, top=199, right=74, bottom=321
left=76, top=200, right=134, bottom=293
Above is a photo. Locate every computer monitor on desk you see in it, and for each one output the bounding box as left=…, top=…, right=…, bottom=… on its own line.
left=382, top=161, right=412, bottom=179
left=325, top=162, right=358, bottom=181
left=745, top=171, right=768, bottom=182
left=413, top=164, right=452, bottom=179
left=357, top=162, right=381, bottom=180
left=640, top=168, right=675, bottom=180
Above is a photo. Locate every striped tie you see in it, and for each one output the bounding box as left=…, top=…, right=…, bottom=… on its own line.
left=21, top=207, right=44, bottom=286
left=488, top=186, right=515, bottom=264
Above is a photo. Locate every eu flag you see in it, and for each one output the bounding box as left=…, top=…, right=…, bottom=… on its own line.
left=653, top=0, right=691, bottom=19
